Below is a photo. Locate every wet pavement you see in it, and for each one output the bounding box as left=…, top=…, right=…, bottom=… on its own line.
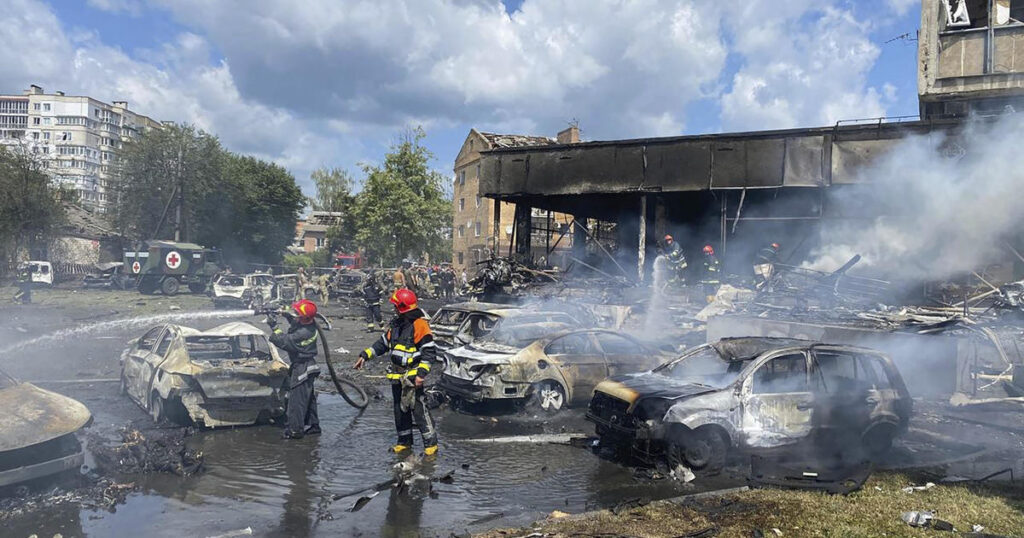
left=1, top=288, right=1021, bottom=537
left=0, top=290, right=703, bottom=537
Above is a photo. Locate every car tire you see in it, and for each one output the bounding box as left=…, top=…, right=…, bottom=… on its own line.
left=526, top=381, right=566, bottom=414
left=161, top=277, right=180, bottom=296
left=119, top=370, right=128, bottom=396
left=667, top=426, right=726, bottom=475
left=150, top=393, right=166, bottom=423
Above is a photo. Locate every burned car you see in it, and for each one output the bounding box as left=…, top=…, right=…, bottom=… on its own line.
left=587, top=337, right=911, bottom=473
left=212, top=273, right=299, bottom=309
left=120, top=322, right=289, bottom=427
left=0, top=368, right=91, bottom=487
left=440, top=324, right=668, bottom=413
left=82, top=262, right=132, bottom=290
left=431, top=302, right=581, bottom=350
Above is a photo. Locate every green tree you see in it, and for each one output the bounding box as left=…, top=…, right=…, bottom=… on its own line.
left=310, top=166, right=358, bottom=253
left=0, top=147, right=66, bottom=273
left=109, top=123, right=224, bottom=242
left=351, top=127, right=452, bottom=265
left=109, top=124, right=304, bottom=266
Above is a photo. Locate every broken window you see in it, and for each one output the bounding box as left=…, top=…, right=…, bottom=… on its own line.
left=752, top=353, right=808, bottom=394
left=814, top=351, right=893, bottom=392
left=137, top=327, right=163, bottom=351
left=942, top=0, right=988, bottom=29
left=997, top=0, right=1024, bottom=24
left=595, top=333, right=637, bottom=355
left=545, top=333, right=596, bottom=355
left=155, top=333, right=173, bottom=357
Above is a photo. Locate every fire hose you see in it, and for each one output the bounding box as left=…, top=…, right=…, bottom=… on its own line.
left=258, top=308, right=368, bottom=409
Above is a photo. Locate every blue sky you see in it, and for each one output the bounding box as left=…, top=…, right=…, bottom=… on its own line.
left=6, top=0, right=923, bottom=196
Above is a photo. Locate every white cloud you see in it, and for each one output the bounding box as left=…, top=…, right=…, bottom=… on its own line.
left=86, top=0, right=144, bottom=16
left=2, top=0, right=905, bottom=194
left=885, top=0, right=920, bottom=16
left=720, top=5, right=888, bottom=131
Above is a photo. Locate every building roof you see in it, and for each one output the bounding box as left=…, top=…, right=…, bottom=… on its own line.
left=478, top=132, right=556, bottom=149
left=60, top=202, right=117, bottom=240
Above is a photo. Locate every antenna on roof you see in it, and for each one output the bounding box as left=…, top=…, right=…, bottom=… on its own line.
left=884, top=32, right=917, bottom=45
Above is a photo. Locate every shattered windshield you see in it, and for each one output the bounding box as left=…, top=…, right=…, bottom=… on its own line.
left=654, top=345, right=749, bottom=388
left=432, top=308, right=469, bottom=327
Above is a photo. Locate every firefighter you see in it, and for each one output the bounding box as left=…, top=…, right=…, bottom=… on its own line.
left=353, top=288, right=438, bottom=455
left=361, top=270, right=384, bottom=331
left=701, top=244, right=721, bottom=303
left=267, top=299, right=321, bottom=439
left=662, top=234, right=688, bottom=287
left=754, top=242, right=780, bottom=290
left=13, top=264, right=32, bottom=304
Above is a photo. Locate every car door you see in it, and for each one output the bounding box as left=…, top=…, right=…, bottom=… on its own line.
left=123, top=326, right=164, bottom=404
left=595, top=332, right=658, bottom=375
left=811, top=347, right=907, bottom=433
left=140, top=328, right=176, bottom=404
left=739, top=350, right=814, bottom=448
left=543, top=332, right=607, bottom=404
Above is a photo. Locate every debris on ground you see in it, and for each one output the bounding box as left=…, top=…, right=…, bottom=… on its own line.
left=87, top=426, right=204, bottom=476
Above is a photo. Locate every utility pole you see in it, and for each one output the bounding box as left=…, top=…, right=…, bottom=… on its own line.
left=173, top=130, right=187, bottom=242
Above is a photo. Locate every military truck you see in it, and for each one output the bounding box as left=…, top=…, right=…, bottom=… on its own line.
left=125, top=241, right=224, bottom=296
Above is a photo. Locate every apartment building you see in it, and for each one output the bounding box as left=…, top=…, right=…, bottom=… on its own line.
left=452, top=127, right=578, bottom=276
left=0, top=85, right=162, bottom=213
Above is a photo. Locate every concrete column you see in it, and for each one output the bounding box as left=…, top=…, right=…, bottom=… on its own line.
left=572, top=215, right=587, bottom=261
left=492, top=199, right=501, bottom=255
left=638, top=195, right=647, bottom=282
left=514, top=203, right=532, bottom=259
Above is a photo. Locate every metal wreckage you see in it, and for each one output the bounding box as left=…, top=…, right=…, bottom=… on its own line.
left=433, top=248, right=1024, bottom=494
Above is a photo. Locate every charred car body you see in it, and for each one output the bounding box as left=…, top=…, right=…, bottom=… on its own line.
left=430, top=302, right=581, bottom=351
left=587, top=338, right=911, bottom=473
left=440, top=324, right=668, bottom=412
left=212, top=273, right=299, bottom=309
left=0, top=368, right=91, bottom=487
left=82, top=262, right=132, bottom=290
left=120, top=322, right=289, bottom=427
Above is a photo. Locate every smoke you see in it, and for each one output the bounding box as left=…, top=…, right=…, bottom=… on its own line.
left=804, top=113, right=1024, bottom=280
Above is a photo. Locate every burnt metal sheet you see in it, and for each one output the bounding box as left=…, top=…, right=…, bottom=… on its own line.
left=783, top=136, right=825, bottom=186
left=643, top=141, right=711, bottom=191
left=711, top=139, right=785, bottom=188
left=831, top=139, right=900, bottom=184
left=0, top=383, right=91, bottom=452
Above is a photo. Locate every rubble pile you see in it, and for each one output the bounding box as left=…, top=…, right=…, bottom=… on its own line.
left=87, top=427, right=204, bottom=477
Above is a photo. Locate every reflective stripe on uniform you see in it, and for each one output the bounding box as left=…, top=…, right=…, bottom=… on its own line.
left=296, top=363, right=321, bottom=383
left=364, top=348, right=375, bottom=358
left=300, top=332, right=319, bottom=347
left=273, top=328, right=283, bottom=334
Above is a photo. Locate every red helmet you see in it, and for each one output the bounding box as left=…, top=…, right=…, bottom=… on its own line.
left=291, top=299, right=317, bottom=324
left=703, top=244, right=714, bottom=255
left=664, top=234, right=674, bottom=243
left=771, top=242, right=780, bottom=250
left=390, top=288, right=418, bottom=313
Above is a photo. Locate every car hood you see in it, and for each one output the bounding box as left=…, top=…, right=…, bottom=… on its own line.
left=446, top=344, right=516, bottom=362
left=0, top=383, right=91, bottom=452
left=596, top=373, right=719, bottom=406
left=213, top=285, right=246, bottom=298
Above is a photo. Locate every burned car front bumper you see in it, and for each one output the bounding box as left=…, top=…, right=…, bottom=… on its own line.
left=172, top=370, right=286, bottom=427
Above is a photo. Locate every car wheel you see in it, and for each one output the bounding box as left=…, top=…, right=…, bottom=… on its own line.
left=150, top=393, right=166, bottom=423
left=161, top=277, right=180, bottom=296
left=527, top=381, right=566, bottom=414
left=667, top=427, right=726, bottom=474
left=119, top=369, right=128, bottom=396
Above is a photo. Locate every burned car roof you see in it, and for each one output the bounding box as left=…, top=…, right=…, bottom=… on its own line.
left=710, top=337, right=816, bottom=362
left=177, top=322, right=268, bottom=338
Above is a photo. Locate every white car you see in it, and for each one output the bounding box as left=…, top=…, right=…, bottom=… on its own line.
left=120, top=322, right=289, bottom=427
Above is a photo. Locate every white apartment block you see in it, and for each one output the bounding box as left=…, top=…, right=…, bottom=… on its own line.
left=0, top=85, right=162, bottom=213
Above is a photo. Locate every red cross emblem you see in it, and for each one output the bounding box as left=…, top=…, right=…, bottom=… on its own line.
left=131, top=261, right=141, bottom=273
left=165, top=251, right=182, bottom=269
